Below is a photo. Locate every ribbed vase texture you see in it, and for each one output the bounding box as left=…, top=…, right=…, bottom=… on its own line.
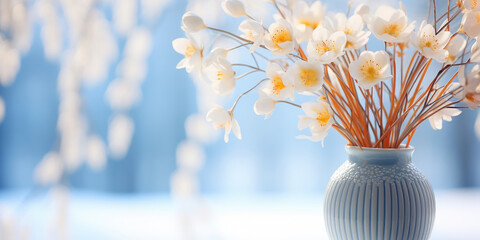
left=324, top=146, right=435, bottom=240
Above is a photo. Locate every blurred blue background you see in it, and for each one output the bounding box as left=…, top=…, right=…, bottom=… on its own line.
left=0, top=0, right=479, bottom=196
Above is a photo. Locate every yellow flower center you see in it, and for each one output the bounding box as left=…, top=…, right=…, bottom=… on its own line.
left=315, top=41, right=336, bottom=56
left=344, top=27, right=353, bottom=35
left=316, top=110, right=331, bottom=126
left=446, top=54, right=456, bottom=62
left=360, top=60, right=381, bottom=82
left=272, top=75, right=286, bottom=95
left=185, top=44, right=196, bottom=58
left=466, top=93, right=476, bottom=102
left=345, top=41, right=354, bottom=49
left=271, top=27, right=292, bottom=48
left=383, top=24, right=402, bottom=37
left=420, top=34, right=439, bottom=50
left=299, top=68, right=319, bottom=87
left=246, top=30, right=256, bottom=41
left=214, top=122, right=228, bottom=129
left=217, top=71, right=225, bottom=81
left=299, top=20, right=319, bottom=30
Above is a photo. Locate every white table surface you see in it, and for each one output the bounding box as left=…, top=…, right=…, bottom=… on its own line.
left=1, top=189, right=479, bottom=240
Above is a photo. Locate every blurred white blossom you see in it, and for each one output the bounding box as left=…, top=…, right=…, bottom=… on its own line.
left=141, top=0, right=172, bottom=22
left=75, top=10, right=118, bottom=85
left=86, top=135, right=107, bottom=171
left=37, top=0, right=63, bottom=60
left=185, top=114, right=216, bottom=144
left=106, top=80, right=141, bottom=110
left=113, top=0, right=137, bottom=35
left=176, top=141, right=205, bottom=171
left=171, top=170, right=198, bottom=199
left=125, top=28, right=152, bottom=61
left=108, top=114, right=134, bottom=159
left=0, top=36, right=20, bottom=87
left=9, top=1, right=32, bottom=53
left=35, top=152, right=63, bottom=185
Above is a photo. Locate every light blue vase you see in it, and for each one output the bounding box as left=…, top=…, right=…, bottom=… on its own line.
left=324, top=146, right=435, bottom=240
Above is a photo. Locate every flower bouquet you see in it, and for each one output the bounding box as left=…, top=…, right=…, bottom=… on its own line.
left=173, top=0, right=480, bottom=238
left=173, top=0, right=480, bottom=148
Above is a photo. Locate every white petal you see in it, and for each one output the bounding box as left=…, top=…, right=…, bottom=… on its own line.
left=231, top=117, right=242, bottom=140
left=221, top=0, right=246, bottom=18
left=206, top=107, right=230, bottom=123
left=182, top=12, right=206, bottom=33
left=254, top=94, right=277, bottom=119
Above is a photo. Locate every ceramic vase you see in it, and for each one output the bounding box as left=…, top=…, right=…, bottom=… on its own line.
left=324, top=146, right=435, bottom=240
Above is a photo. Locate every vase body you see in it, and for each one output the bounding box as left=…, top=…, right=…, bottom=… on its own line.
left=324, top=146, right=435, bottom=240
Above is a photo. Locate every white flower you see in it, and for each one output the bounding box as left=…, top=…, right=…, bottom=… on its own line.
left=445, top=35, right=467, bottom=64
left=324, top=13, right=370, bottom=50
left=108, top=114, right=134, bottom=159
left=221, top=0, right=247, bottom=18
left=297, top=98, right=334, bottom=144
left=410, top=21, right=450, bottom=62
left=85, top=135, right=107, bottom=171
left=428, top=85, right=462, bottom=130
left=446, top=35, right=467, bottom=64
left=464, top=0, right=480, bottom=11
left=456, top=65, right=480, bottom=109
left=292, top=1, right=326, bottom=43
left=34, top=152, right=63, bottom=185
left=239, top=19, right=264, bottom=52
left=349, top=50, right=392, bottom=89
left=428, top=107, right=462, bottom=130
left=206, top=107, right=241, bottom=142
left=204, top=47, right=228, bottom=68
left=181, top=12, right=207, bottom=33
left=462, top=10, right=480, bottom=38
left=172, top=34, right=203, bottom=73
left=354, top=4, right=370, bottom=23
left=368, top=5, right=415, bottom=43
left=254, top=92, right=277, bottom=119
left=307, top=27, right=346, bottom=63
left=263, top=17, right=295, bottom=56
left=287, top=60, right=325, bottom=94
left=472, top=37, right=480, bottom=62
left=205, top=56, right=236, bottom=95
left=261, top=62, right=294, bottom=100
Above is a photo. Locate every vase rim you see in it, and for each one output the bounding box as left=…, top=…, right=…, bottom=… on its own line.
left=345, top=144, right=414, bottom=152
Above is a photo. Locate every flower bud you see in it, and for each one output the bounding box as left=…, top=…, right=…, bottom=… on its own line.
left=221, top=0, right=247, bottom=18
left=182, top=12, right=207, bottom=33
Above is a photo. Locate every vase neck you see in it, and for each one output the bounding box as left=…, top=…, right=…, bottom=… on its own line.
left=346, top=146, right=414, bottom=166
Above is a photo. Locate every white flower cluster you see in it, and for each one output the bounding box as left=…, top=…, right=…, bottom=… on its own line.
left=174, top=0, right=480, bottom=143
left=172, top=0, right=480, bottom=142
